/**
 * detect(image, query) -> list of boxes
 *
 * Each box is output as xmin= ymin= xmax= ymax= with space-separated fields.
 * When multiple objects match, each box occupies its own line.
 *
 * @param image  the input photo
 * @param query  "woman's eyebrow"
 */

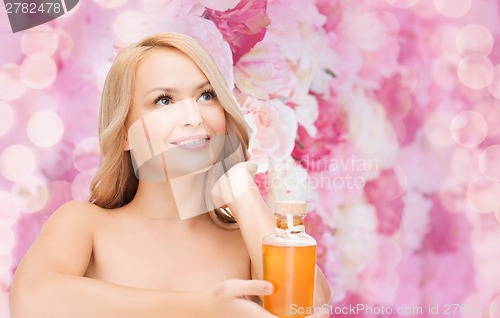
xmin=145 ymin=81 xmax=211 ymax=97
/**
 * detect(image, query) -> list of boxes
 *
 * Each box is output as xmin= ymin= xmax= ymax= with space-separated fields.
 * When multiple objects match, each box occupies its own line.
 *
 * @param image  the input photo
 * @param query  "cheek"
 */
xmin=203 ymin=106 xmax=227 ymax=135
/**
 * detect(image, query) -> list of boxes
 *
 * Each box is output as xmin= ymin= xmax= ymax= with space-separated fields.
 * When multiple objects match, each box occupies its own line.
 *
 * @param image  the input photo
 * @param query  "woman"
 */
xmin=10 ymin=32 xmax=331 ymax=317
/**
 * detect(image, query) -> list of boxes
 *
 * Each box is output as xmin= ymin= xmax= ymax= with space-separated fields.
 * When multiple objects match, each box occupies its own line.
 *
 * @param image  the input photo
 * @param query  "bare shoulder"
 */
xmin=44 ymin=201 xmax=117 ymax=232
xmin=12 ymin=200 xmax=109 ymax=279
xmin=49 ymin=200 xmax=106 ymax=225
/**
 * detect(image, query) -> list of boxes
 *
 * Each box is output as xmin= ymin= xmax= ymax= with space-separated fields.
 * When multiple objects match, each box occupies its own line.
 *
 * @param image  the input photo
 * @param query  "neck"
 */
xmin=127 ymin=171 xmax=209 ymax=220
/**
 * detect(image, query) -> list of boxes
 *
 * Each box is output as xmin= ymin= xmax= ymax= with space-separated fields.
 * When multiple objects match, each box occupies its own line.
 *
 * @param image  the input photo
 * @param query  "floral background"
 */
xmin=1 ymin=0 xmax=500 ymax=317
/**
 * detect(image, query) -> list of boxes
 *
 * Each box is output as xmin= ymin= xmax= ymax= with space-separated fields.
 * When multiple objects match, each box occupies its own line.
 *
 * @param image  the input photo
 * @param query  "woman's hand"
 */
xmin=202 ymin=279 xmax=278 ymax=318
xmin=202 ymin=279 xmax=331 ymax=318
xmin=210 ymin=161 xmax=258 ymax=210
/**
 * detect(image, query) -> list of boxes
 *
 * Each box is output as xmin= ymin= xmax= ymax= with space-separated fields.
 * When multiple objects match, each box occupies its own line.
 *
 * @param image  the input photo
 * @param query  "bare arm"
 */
xmin=9 ymin=201 xmax=277 ymax=318
xmin=219 ymin=162 xmax=332 ymax=304
xmin=9 ymin=201 xmax=203 ymax=318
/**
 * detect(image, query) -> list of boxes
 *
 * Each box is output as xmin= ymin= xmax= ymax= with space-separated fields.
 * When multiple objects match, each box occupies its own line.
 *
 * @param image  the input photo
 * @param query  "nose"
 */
xmin=180 ymin=98 xmax=202 ymax=127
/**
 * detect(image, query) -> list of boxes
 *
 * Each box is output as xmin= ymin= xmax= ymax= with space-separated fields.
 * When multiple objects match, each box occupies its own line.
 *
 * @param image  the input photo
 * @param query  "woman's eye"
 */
xmin=198 ymin=92 xmax=214 ymax=102
xmin=155 ymin=96 xmax=172 ymax=106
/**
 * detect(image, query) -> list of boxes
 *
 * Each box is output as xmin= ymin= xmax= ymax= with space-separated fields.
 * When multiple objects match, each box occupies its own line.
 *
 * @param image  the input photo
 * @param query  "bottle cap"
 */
xmin=274 ymin=200 xmax=307 ymax=216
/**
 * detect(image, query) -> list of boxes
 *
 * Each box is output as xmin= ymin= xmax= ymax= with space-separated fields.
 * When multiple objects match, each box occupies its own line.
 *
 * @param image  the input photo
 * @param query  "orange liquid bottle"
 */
xmin=263 ymin=201 xmax=317 ymax=318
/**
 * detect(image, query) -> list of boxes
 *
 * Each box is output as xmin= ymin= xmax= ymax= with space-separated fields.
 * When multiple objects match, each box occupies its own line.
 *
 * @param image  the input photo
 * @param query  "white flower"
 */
xmin=341 ymin=90 xmax=398 ymax=177
xmin=333 ymin=203 xmax=378 ymax=291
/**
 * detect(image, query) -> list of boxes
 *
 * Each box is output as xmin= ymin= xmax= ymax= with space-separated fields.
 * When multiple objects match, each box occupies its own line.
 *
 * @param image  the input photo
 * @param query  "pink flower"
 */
xmin=327 ymin=39 xmax=364 ymax=94
xmin=423 ymin=196 xmax=472 ymax=254
xmin=240 ymin=96 xmax=297 ymax=170
xmin=326 ymin=3 xmax=400 ymax=92
xmin=234 ymin=41 xmax=299 ymax=100
xmin=203 ymin=0 xmax=271 ymax=64
xmin=397 ymin=143 xmax=449 ymax=194
xmin=422 ymin=249 xmax=475 ymax=306
xmin=292 ymin=94 xmax=348 ymax=171
xmin=314 ymin=0 xmax=342 ymax=32
xmin=364 ymin=169 xmax=405 ymax=235
xmin=253 ymin=172 xmax=269 ymax=201
xmin=400 ymin=191 xmax=432 ymax=252
xmin=358 ymin=237 xmax=401 ymax=305
xmin=393 ymin=252 xmax=424 ymax=310
xmin=184 ymin=17 xmax=236 ymax=90
xmin=265 ymin=0 xmax=337 ymax=100
xmin=199 ymin=0 xmax=240 ymax=11
xmin=305 ymin=211 xmax=333 ymax=265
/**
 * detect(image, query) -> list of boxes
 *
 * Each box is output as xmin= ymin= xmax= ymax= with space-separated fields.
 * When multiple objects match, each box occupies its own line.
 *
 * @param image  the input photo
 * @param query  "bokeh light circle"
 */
xmin=424 ymin=110 xmax=455 ymax=148
xmin=0 ymin=191 xmax=19 ymax=226
xmin=431 ymin=55 xmax=457 ymax=90
xmin=0 ymin=101 xmax=14 ymax=137
xmin=71 ymin=169 xmax=96 ymax=201
xmin=466 ymin=177 xmax=500 ymax=213
xmin=0 ymin=64 xmax=26 ymax=101
xmin=479 ymin=145 xmax=500 ymax=182
xmin=95 ymin=0 xmax=128 ymax=9
xmin=27 ymin=110 xmax=64 ymax=148
xmin=0 ymin=145 xmax=36 ymax=182
xmin=11 ymin=176 xmax=49 ymax=213
xmin=385 ymin=0 xmax=418 ymax=8
xmin=495 ymin=200 xmax=500 ymax=224
xmin=450 ymin=111 xmax=487 ymax=147
xmin=457 ymin=54 xmax=494 ymax=89
xmin=20 ymin=53 xmax=58 ymax=89
xmin=414 ymin=0 xmax=439 ymax=19
xmin=456 ymin=24 xmax=494 ymax=56
xmin=434 ymin=0 xmax=471 ymax=18
xmin=21 ymin=25 xmax=59 ymax=56
xmin=451 ymin=147 xmax=481 ymax=183
xmin=73 ymin=137 xmax=100 ymax=172
xmin=432 ymin=24 xmax=460 ymax=60
xmin=475 ymin=99 xmax=500 ymax=138
xmin=0 ymin=226 xmax=15 ymax=255
xmin=487 ymin=65 xmax=500 ymax=100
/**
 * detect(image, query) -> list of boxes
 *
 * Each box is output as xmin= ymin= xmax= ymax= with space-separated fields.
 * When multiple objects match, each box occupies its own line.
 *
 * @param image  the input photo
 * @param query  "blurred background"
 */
xmin=1 ymin=0 xmax=500 ymax=317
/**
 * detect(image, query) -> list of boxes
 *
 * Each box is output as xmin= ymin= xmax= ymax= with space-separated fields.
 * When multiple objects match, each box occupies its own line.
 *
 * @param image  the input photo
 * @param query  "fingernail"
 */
xmin=263 ymin=284 xmax=273 ymax=294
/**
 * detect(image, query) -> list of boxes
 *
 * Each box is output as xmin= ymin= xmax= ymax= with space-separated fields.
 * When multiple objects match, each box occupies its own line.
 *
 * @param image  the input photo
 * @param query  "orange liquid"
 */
xmin=263 ymin=244 xmax=317 ymax=318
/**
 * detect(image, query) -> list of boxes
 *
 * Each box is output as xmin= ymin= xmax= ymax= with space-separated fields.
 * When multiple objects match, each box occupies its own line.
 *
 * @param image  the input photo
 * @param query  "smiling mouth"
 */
xmin=171 ymin=137 xmax=210 ymax=148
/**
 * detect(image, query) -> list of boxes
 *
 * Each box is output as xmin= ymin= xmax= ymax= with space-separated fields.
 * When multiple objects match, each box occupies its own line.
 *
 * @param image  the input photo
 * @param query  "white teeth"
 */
xmin=176 ymin=138 xmax=208 ymax=146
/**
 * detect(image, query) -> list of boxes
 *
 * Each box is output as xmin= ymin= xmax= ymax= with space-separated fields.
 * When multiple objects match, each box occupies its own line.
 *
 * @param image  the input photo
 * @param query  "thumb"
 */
xmin=213 ymin=279 xmax=273 ymax=299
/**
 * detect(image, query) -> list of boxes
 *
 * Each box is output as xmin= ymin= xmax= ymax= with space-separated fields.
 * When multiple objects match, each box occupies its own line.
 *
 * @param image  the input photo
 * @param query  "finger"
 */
xmin=213 ymin=279 xmax=273 ymax=298
xmin=246 ymin=161 xmax=258 ymax=177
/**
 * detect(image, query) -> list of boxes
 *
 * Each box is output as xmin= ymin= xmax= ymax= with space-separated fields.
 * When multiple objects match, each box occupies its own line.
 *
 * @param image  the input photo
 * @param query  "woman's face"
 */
xmin=125 ymin=48 xmax=227 ymax=181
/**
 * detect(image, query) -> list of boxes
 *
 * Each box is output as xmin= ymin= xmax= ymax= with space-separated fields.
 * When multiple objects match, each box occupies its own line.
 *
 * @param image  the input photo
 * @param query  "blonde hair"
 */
xmin=89 ymin=32 xmax=250 ymax=226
